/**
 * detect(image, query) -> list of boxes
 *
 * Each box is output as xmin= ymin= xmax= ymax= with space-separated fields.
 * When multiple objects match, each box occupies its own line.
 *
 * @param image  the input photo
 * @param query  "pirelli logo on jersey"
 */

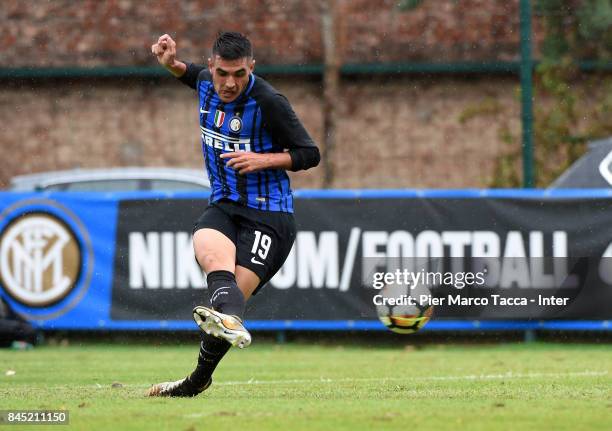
xmin=201 ymin=126 xmax=252 ymax=152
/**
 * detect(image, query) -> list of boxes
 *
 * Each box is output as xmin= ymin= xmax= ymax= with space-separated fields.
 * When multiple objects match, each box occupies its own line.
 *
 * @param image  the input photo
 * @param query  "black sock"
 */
xmin=187 ymin=271 xmax=244 ymax=388
xmin=207 ymin=270 xmax=245 ymax=319
xmin=188 ymin=332 xmax=231 ymax=386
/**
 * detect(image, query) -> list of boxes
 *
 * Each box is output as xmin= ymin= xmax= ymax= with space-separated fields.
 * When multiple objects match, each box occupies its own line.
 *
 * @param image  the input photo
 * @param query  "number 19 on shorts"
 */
xmin=251 ymin=230 xmax=272 ymax=262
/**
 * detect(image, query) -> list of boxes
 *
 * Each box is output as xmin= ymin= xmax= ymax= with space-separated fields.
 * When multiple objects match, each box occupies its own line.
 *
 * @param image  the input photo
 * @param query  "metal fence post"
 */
xmin=520 ymin=0 xmax=535 ymax=188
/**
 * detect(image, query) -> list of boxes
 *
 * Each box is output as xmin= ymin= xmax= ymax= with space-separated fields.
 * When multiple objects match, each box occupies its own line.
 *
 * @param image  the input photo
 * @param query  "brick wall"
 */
xmin=0 ymin=76 xmax=522 ymax=189
xmin=0 ymin=0 xmax=550 ymax=189
xmin=1 ymin=0 xmax=542 ymax=67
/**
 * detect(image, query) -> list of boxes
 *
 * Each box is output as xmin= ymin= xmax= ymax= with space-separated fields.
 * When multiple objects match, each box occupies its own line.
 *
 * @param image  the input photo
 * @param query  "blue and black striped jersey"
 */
xmin=179 ymin=63 xmax=319 ymax=213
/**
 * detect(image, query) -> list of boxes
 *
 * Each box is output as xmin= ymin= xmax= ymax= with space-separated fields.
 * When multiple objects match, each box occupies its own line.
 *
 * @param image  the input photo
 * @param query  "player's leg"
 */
xmin=158 ymin=263 xmax=260 ymax=397
xmin=192 ymin=227 xmax=251 ymax=348
xmin=192 ymin=204 xmax=297 ymax=348
xmin=187 ymin=206 xmax=296 ymax=397
xmin=187 ymin=226 xmax=245 ymax=382
xmin=180 ymin=263 xmax=260 ymax=399
xmin=148 ymin=205 xmax=295 ymax=396
xmin=148 ymin=205 xmax=239 ymax=397
xmin=234 ymin=265 xmax=261 ymax=300
xmin=193 ymin=228 xmax=246 ymax=318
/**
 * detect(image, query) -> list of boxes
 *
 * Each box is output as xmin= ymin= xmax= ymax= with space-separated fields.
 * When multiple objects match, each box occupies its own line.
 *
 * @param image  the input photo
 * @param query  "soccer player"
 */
xmin=147 ymin=32 xmax=320 ymax=397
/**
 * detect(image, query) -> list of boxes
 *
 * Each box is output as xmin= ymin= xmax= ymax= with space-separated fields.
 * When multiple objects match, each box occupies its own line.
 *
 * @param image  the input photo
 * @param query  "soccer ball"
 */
xmin=375 ymin=282 xmax=434 ymax=334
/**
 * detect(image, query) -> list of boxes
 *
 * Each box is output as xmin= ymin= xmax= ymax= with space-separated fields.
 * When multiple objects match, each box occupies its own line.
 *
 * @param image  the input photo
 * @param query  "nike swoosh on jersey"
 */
xmin=200 ymin=108 xmax=210 ymax=114
xmin=251 ymin=257 xmax=265 ymax=266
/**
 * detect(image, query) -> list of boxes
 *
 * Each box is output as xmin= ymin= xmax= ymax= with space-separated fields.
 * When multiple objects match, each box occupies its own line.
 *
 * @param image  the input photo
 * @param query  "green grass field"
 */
xmin=1 ymin=341 xmax=611 ymax=430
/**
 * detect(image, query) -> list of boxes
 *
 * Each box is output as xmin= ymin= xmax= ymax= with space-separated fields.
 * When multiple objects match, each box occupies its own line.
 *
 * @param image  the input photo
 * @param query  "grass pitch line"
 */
xmin=123 ymin=370 xmax=608 ymax=390
xmin=211 ymin=370 xmax=609 ymax=386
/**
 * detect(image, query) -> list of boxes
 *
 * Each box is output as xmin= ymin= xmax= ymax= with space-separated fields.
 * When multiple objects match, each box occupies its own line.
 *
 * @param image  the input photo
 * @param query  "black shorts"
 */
xmin=193 ymin=199 xmax=297 ymax=294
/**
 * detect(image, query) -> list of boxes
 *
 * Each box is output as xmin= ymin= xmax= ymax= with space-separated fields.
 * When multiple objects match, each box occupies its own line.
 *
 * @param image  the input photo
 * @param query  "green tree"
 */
xmin=493 ymin=0 xmax=612 ymax=187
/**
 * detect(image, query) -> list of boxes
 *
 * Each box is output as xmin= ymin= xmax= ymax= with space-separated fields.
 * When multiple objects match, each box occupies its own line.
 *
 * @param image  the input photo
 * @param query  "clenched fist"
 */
xmin=151 ymin=34 xmax=186 ymax=77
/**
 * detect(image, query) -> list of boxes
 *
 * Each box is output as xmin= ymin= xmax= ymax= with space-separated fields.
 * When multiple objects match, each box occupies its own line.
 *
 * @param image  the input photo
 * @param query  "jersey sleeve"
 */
xmin=260 ymin=94 xmax=320 ymax=172
xmin=177 ymin=63 xmax=211 ymax=89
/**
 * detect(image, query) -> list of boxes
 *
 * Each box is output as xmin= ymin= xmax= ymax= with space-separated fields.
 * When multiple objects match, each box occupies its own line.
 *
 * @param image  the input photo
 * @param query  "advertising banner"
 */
xmin=1 ymin=190 xmax=612 ymax=330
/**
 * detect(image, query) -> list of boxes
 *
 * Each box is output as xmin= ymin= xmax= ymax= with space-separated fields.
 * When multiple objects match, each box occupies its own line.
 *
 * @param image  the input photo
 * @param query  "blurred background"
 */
xmin=1 ymin=0 xmax=610 ymax=190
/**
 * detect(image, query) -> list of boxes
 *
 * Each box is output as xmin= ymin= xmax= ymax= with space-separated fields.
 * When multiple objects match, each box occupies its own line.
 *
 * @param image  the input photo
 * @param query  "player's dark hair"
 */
xmin=212 ymin=31 xmax=252 ymax=60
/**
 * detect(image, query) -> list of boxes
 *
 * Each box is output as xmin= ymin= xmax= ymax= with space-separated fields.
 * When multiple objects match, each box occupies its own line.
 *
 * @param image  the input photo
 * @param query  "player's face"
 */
xmin=208 ymin=55 xmax=255 ymax=103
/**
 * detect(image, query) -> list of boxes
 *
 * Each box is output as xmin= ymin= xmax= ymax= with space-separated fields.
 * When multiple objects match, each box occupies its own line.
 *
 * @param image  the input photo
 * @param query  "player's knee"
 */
xmin=196 ymin=250 xmax=218 ymax=270
xmin=195 ymin=249 xmax=231 ymax=272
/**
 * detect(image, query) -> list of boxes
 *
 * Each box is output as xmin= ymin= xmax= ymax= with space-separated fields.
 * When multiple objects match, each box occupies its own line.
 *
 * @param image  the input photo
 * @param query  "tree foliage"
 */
xmin=492 ymin=0 xmax=612 ymax=187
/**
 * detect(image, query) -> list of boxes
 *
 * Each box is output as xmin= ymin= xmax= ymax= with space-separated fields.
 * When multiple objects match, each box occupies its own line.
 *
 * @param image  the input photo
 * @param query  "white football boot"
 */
xmin=193 ymin=306 xmax=252 ymax=349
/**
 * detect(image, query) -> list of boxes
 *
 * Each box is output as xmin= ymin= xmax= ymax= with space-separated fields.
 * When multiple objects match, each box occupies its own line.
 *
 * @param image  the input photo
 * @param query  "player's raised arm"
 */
xmin=151 ymin=34 xmax=187 ymax=77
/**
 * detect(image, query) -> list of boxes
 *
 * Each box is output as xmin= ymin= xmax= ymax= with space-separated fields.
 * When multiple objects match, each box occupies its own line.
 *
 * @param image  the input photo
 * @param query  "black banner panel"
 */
xmin=111 ymin=197 xmax=612 ymax=322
